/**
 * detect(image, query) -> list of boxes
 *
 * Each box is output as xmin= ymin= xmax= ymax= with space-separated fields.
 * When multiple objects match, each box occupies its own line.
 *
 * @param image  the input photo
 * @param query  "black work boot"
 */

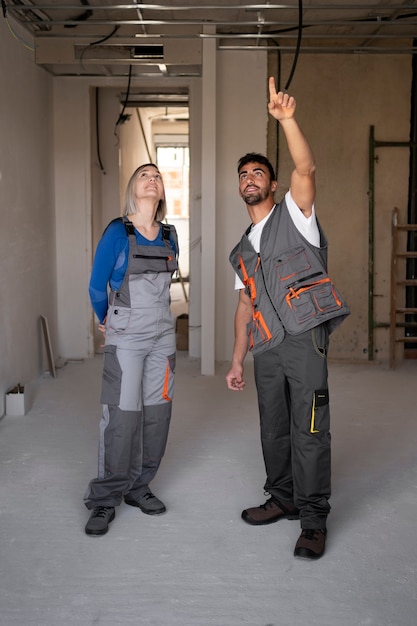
xmin=85 ymin=506 xmax=116 ymax=536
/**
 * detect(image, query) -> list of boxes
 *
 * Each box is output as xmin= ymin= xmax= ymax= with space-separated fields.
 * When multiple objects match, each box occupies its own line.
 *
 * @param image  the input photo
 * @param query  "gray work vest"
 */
xmin=229 ymin=198 xmax=350 ymax=356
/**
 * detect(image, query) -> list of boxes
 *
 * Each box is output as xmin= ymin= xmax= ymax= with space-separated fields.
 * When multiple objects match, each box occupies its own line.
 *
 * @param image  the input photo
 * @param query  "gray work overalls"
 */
xmin=84 ymin=219 xmax=178 ymax=509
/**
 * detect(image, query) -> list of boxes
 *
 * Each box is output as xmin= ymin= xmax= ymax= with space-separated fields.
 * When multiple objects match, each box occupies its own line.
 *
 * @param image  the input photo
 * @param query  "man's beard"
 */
xmin=242 ymin=186 xmax=270 ymax=205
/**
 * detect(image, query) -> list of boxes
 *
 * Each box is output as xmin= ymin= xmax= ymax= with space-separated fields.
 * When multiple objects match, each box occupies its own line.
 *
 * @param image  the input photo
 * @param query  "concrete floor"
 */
xmin=1 ymin=318 xmax=417 ymax=625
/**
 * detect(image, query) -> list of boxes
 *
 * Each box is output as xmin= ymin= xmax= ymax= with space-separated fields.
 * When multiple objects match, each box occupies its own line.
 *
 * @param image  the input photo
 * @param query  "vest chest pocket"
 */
xmin=276 ymin=246 xmax=311 ymax=281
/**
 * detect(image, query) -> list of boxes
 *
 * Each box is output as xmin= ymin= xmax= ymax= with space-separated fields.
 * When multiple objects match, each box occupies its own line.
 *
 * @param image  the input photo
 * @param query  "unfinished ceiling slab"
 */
xmin=5 ymin=1 xmax=417 ymax=77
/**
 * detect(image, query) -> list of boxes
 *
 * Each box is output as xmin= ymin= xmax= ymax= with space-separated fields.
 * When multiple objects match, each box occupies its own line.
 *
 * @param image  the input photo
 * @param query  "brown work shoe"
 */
xmin=241 ymin=497 xmax=299 ymax=526
xmin=294 ymin=528 xmax=327 ymax=559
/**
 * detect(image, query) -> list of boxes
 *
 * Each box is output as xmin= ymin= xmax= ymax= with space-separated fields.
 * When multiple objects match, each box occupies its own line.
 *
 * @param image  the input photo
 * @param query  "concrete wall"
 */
xmin=216 ymin=50 xmax=269 ymax=363
xmin=215 ymin=53 xmax=412 ymax=363
xmin=0 ymin=20 xmax=55 ymax=414
xmin=275 ymin=54 xmax=412 ymax=362
xmin=0 ymin=17 xmax=413 ymax=415
xmin=53 ymin=80 xmax=93 ymax=360
xmin=52 ymin=53 xmax=412 ymax=368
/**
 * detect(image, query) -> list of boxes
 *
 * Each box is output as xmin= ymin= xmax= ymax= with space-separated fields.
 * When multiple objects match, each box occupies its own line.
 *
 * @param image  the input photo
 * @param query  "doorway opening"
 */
xmin=91 ymin=89 xmax=192 ymax=355
xmin=120 ymin=103 xmax=190 ymax=336
xmin=156 ymin=143 xmax=189 ymax=323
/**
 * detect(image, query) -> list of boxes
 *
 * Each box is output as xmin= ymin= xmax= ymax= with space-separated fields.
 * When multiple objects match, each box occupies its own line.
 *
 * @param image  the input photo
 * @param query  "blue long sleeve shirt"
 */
xmin=89 ymin=219 xmax=177 ymax=323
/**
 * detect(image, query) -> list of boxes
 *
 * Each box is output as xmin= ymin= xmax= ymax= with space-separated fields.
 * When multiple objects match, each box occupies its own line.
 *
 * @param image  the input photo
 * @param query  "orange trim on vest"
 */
xmin=239 ymin=255 xmax=272 ymax=344
xmin=285 ymin=277 xmax=342 ymax=309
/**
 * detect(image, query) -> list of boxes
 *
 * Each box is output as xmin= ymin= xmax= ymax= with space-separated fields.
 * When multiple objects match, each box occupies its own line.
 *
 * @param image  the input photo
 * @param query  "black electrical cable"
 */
xmin=1 ymin=0 xmax=7 ymax=19
xmin=80 ymin=25 xmax=119 ymax=67
xmin=114 ymin=64 xmax=133 ymax=135
xmin=64 ymin=0 xmax=92 ymax=29
xmin=267 ymin=38 xmax=282 ymax=179
xmin=284 ymin=0 xmax=303 ymax=92
xmin=95 ymin=88 xmax=106 ymax=175
xmin=276 ymin=43 xmax=282 ymax=178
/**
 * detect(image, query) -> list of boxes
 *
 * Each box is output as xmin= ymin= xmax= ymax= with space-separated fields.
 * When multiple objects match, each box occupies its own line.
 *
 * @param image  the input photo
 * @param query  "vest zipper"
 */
xmin=258 ymin=253 xmax=283 ymax=322
xmin=286 ymin=271 xmax=322 ymax=289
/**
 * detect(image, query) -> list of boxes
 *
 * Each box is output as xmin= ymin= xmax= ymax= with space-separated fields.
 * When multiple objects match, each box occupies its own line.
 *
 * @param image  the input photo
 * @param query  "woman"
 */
xmin=84 ymin=163 xmax=179 ymax=536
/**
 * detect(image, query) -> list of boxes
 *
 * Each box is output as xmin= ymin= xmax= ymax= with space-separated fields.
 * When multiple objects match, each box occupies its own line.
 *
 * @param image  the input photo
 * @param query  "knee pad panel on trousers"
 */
xmin=102 ymin=407 xmax=140 ymax=475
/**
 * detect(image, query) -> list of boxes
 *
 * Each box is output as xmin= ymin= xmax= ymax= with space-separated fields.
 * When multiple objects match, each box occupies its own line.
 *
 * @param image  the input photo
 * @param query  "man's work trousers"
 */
xmin=253 ymin=324 xmax=331 ymax=529
xmin=84 ymin=333 xmax=175 ymax=510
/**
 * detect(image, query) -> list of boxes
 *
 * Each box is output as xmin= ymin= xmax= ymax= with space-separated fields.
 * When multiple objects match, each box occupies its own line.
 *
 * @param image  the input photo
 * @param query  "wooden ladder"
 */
xmin=390 ymin=207 xmax=417 ymax=368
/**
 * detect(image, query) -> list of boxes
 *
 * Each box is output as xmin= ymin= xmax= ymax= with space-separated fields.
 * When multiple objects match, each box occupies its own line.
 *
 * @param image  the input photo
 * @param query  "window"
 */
xmin=156 ymin=145 xmax=189 ymax=219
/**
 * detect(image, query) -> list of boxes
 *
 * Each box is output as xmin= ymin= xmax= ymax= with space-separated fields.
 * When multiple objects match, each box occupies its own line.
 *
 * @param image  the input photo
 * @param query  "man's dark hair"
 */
xmin=237 ymin=153 xmax=276 ymax=182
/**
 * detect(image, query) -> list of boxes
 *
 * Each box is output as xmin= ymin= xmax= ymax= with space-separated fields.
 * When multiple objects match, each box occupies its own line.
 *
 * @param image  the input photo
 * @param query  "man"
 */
xmin=225 ymin=77 xmax=349 ymax=559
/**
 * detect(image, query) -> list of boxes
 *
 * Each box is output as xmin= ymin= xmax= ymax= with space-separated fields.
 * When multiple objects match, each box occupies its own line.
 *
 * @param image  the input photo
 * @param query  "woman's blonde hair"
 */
xmin=122 ymin=163 xmax=167 ymax=221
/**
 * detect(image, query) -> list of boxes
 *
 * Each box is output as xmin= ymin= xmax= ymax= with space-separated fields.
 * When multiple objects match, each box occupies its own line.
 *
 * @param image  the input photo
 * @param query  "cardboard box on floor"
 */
xmin=176 ymin=314 xmax=188 ymax=351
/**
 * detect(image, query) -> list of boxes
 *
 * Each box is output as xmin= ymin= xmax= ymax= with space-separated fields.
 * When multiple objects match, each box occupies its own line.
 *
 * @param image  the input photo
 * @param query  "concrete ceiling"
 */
xmin=5 ymin=1 xmax=417 ymax=78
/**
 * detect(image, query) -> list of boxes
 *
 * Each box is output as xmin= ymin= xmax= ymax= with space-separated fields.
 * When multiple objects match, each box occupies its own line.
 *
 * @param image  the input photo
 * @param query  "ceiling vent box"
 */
xmin=131 ymin=45 xmax=164 ymax=59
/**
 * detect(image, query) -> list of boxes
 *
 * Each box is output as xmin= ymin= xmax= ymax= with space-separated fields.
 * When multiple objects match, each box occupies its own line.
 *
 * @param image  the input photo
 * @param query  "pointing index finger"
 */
xmin=268 ymin=76 xmax=277 ymax=99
